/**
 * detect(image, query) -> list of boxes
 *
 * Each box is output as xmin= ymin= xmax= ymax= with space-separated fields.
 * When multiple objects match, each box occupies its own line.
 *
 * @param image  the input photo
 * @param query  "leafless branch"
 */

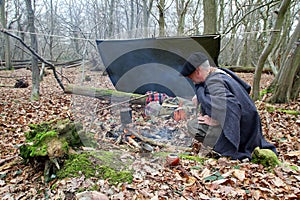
xmin=0 ymin=28 xmax=65 ymax=91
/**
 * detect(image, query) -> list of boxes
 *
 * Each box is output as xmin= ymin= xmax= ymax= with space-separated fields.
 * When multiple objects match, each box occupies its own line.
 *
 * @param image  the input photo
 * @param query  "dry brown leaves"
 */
xmin=0 ymin=68 xmax=299 ymax=199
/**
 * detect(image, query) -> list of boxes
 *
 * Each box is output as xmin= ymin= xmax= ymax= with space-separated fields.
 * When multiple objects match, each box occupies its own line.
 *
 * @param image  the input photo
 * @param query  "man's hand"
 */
xmin=198 ymin=115 xmax=220 ymax=126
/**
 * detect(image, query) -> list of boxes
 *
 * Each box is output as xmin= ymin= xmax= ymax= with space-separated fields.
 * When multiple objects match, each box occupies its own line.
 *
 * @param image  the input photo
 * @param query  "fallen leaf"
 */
xmin=199 ymin=168 xmax=211 ymax=179
xmin=286 ymin=151 xmax=300 ymax=157
xmin=198 ymin=193 xmax=211 ymax=199
xmin=233 ymin=169 xmax=245 ymax=182
xmin=272 ymin=176 xmax=285 ymax=187
xmin=184 ymin=176 xmax=196 ymax=187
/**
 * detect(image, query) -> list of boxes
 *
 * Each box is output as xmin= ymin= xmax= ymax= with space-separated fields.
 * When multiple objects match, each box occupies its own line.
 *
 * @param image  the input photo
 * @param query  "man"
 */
xmin=181 ymin=52 xmax=277 ymax=160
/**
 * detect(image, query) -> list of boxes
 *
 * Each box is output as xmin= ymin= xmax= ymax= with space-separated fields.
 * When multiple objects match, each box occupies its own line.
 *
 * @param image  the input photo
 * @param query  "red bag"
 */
xmin=145 ymin=91 xmax=168 ymax=105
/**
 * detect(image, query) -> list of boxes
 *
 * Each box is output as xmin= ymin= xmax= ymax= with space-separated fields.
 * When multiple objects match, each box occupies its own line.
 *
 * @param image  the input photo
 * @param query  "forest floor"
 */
xmin=0 ymin=66 xmax=299 ymax=200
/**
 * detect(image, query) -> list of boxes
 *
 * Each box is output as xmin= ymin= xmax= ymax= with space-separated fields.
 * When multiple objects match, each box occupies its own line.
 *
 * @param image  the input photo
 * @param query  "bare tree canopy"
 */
xmin=0 ymin=0 xmax=299 ymax=102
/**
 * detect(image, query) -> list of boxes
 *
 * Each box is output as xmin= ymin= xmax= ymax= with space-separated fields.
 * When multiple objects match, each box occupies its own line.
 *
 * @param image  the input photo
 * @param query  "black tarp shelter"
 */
xmin=96 ymin=35 xmax=220 ymax=98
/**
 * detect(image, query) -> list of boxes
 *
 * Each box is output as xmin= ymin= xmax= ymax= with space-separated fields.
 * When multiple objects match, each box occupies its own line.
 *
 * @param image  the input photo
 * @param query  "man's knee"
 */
xmin=187 ymin=119 xmax=208 ymax=142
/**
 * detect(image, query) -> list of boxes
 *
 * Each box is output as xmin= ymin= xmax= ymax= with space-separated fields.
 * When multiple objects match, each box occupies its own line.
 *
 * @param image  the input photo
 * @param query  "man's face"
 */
xmin=187 ymin=67 xmax=205 ymax=84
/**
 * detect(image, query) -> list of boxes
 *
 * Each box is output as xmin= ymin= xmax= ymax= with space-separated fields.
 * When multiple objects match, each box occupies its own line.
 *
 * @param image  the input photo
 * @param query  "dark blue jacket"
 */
xmin=195 ymin=68 xmax=277 ymax=160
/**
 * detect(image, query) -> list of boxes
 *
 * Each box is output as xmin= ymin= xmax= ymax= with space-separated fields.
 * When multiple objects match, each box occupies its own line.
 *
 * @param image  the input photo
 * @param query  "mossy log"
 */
xmin=64 ymin=84 xmax=147 ymax=105
xmin=19 ymin=119 xmax=84 ymax=182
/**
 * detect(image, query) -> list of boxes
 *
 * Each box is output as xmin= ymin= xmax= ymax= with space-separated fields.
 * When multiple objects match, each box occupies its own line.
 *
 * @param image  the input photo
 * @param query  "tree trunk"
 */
xmin=203 ymin=0 xmax=217 ymax=34
xmin=191 ymin=1 xmax=200 ymax=35
xmin=176 ymin=0 xmax=191 ymax=36
xmin=64 ymin=84 xmax=147 ymax=105
xmin=49 ymin=0 xmax=54 ymax=60
xmin=252 ymin=0 xmax=291 ymax=100
xmin=157 ymin=0 xmax=165 ymax=37
xmin=108 ymin=0 xmax=115 ymax=38
xmin=142 ymin=0 xmax=152 ymax=37
xmin=267 ymin=19 xmax=300 ymax=103
xmin=0 ymin=0 xmax=12 ymax=70
xmin=25 ymin=0 xmax=40 ymax=100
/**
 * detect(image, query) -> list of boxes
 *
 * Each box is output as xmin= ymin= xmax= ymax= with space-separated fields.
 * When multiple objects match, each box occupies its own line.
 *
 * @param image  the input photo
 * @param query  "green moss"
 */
xmin=54 ymin=120 xmax=83 ymax=147
xmin=92 ymin=150 xmax=134 ymax=171
xmin=266 ymin=106 xmax=276 ymax=112
xmin=26 ymin=121 xmax=54 ymax=140
xmin=153 ymin=152 xmax=170 ymax=158
xmin=20 ymin=120 xmax=83 ymax=162
xmin=179 ymin=154 xmax=206 ymax=164
xmin=78 ymin=131 xmax=98 ymax=148
xmin=19 ymin=145 xmax=33 ymax=160
xmin=288 ymin=165 xmax=299 ymax=171
xmin=57 ymin=152 xmax=133 ymax=185
xmin=26 ymin=120 xmax=83 ymax=146
xmin=61 ymin=140 xmax=69 ymax=152
xmin=153 ymin=152 xmax=206 ymax=165
xmin=251 ymin=147 xmax=281 ymax=168
xmin=92 ymin=151 xmax=118 ymax=166
xmin=20 ymin=130 xmax=59 ymax=160
xmin=50 ymin=183 xmax=57 ymax=190
xmin=99 ymin=166 xmax=133 ymax=184
xmin=278 ymin=109 xmax=299 ymax=115
xmin=259 ymin=88 xmax=273 ymax=97
xmin=265 ymin=105 xmax=299 ymax=116
xmin=30 ymin=144 xmax=48 ymax=157
xmin=77 ymin=188 xmax=86 ymax=193
xmin=57 ymin=153 xmax=95 ymax=178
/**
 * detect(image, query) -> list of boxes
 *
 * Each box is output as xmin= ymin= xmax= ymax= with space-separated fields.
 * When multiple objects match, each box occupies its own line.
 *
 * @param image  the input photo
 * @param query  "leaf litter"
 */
xmin=0 ymin=67 xmax=299 ymax=199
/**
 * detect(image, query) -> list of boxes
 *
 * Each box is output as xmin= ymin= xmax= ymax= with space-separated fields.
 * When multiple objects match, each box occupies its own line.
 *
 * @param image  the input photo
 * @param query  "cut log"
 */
xmin=225 ymin=66 xmax=273 ymax=74
xmin=64 ymin=84 xmax=147 ymax=105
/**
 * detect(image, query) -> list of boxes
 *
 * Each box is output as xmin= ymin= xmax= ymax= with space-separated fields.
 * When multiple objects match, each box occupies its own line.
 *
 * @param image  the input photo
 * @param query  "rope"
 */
xmin=3 ymin=28 xmax=282 ymax=42
xmin=4 ymin=29 xmax=95 ymax=42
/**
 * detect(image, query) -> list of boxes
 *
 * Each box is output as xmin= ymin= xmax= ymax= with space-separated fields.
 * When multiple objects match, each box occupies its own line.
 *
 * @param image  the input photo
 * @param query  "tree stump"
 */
xmin=20 ymin=119 xmax=83 ymax=182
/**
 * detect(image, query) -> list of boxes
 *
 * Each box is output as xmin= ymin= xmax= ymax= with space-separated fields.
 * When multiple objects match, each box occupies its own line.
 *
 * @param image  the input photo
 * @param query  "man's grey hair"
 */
xmin=198 ymin=60 xmax=210 ymax=70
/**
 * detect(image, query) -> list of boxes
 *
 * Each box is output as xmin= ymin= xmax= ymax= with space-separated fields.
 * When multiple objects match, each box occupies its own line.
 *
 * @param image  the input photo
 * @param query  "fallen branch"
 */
xmin=0 ymin=28 xmax=65 ymax=91
xmin=224 ymin=66 xmax=273 ymax=73
xmin=65 ymin=84 xmax=147 ymax=105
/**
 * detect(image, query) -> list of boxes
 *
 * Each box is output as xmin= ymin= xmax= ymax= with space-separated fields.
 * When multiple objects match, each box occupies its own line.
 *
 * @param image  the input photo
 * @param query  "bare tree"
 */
xmin=253 ymin=0 xmax=291 ymax=100
xmin=156 ymin=0 xmax=165 ymax=36
xmin=10 ymin=0 xmax=25 ymax=60
xmin=191 ymin=0 xmax=201 ymax=35
xmin=175 ymin=0 xmax=191 ymax=36
xmin=267 ymin=18 xmax=300 ymax=103
xmin=108 ymin=0 xmax=115 ymax=38
xmin=25 ymin=0 xmax=40 ymax=100
xmin=1 ymin=0 xmax=299 ymax=105
xmin=203 ymin=0 xmax=217 ymax=34
xmin=0 ymin=0 xmax=12 ymax=69
xmin=142 ymin=0 xmax=154 ymax=37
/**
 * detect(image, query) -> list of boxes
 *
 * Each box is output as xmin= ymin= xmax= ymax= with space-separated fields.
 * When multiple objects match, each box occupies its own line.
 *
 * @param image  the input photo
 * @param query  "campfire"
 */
xmin=71 ymin=92 xmax=196 ymax=153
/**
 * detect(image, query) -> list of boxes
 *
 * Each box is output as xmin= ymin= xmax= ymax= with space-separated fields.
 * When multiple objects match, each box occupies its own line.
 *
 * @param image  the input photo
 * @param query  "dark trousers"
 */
xmin=187 ymin=119 xmax=222 ymax=147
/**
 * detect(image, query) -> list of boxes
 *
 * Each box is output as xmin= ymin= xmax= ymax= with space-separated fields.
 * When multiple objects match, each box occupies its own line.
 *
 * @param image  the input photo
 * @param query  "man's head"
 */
xmin=181 ymin=52 xmax=211 ymax=84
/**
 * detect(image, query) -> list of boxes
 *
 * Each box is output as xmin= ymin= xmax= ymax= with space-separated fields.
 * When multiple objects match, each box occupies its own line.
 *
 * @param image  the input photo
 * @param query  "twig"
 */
xmin=0 ymin=75 xmax=31 ymax=78
xmin=0 ymin=155 xmax=18 ymax=166
xmin=129 ymin=129 xmax=192 ymax=152
xmin=0 ymin=28 xmax=65 ymax=91
xmin=0 ymin=84 xmax=14 ymax=88
xmin=96 ymin=93 xmax=149 ymax=113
